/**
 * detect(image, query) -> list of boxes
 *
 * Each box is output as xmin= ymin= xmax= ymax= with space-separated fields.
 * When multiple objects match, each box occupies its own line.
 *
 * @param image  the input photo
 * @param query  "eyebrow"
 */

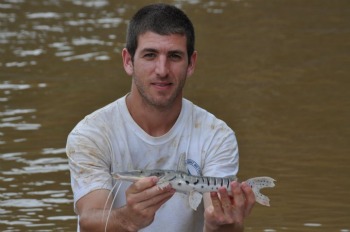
xmin=140 ymin=48 xmax=186 ymax=56
xmin=140 ymin=48 xmax=158 ymax=54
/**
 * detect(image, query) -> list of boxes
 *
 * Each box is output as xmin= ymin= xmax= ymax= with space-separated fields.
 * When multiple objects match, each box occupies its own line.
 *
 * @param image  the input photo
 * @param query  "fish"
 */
xmin=112 ymin=154 xmax=276 ymax=210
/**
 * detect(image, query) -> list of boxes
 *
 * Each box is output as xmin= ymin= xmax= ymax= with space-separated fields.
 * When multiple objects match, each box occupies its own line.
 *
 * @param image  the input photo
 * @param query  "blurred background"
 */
xmin=0 ymin=0 xmax=349 ymax=231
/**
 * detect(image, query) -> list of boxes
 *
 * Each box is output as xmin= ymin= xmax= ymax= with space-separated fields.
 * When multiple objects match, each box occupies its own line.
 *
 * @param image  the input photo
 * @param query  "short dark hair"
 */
xmin=126 ymin=3 xmax=195 ymax=62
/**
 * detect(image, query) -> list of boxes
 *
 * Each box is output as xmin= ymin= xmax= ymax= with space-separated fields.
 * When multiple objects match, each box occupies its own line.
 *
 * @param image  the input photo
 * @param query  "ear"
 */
xmin=122 ymin=48 xmax=133 ymax=76
xmin=186 ymin=51 xmax=197 ymax=77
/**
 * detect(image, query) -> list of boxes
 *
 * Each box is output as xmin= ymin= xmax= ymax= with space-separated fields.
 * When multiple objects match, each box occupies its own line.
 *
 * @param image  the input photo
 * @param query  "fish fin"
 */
xmin=177 ymin=152 xmax=187 ymax=173
xmin=246 ymin=176 xmax=276 ymax=206
xmin=189 ymin=191 xmax=202 ymax=210
xmin=225 ymin=175 xmax=238 ymax=181
xmin=157 ymin=176 xmax=170 ymax=190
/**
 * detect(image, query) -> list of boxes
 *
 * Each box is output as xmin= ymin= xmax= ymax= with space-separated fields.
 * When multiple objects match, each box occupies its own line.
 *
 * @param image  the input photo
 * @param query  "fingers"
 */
xmin=210 ymin=191 xmax=223 ymax=215
xmin=230 ymin=181 xmax=245 ymax=208
xmin=123 ymin=177 xmax=175 ymax=230
xmin=203 ymin=179 xmax=258 ymax=231
xmin=204 ymin=181 xmax=255 ymax=231
xmin=126 ymin=177 xmax=175 ymax=210
xmin=216 ymin=189 xmax=231 ymax=213
xmin=241 ymin=181 xmax=256 ymax=216
xmin=204 ymin=192 xmax=223 ymax=230
xmin=205 ymin=181 xmax=255 ymax=228
xmin=128 ymin=176 xmax=159 ymax=193
xmin=138 ymin=188 xmax=174 ymax=210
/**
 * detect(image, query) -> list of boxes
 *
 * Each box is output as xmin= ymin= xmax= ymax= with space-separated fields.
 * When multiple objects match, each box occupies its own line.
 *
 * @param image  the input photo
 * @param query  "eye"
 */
xmin=143 ymin=53 xmax=157 ymax=59
xmin=169 ymin=53 xmax=182 ymax=61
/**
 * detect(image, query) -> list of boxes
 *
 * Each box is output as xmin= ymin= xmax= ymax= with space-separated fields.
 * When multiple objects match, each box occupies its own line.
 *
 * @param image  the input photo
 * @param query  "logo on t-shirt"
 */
xmin=186 ymin=159 xmax=201 ymax=176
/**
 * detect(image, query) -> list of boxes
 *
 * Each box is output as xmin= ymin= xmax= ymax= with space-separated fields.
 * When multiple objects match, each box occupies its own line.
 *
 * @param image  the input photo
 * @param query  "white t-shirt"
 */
xmin=66 ymin=95 xmax=239 ymax=232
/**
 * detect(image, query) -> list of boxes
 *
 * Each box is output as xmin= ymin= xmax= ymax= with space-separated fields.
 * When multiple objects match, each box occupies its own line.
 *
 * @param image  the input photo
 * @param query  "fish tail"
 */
xmin=245 ymin=176 xmax=276 ymax=206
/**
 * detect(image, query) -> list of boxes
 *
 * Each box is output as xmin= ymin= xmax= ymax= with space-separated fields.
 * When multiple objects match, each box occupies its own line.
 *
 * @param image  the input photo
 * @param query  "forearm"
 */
xmin=79 ymin=207 xmax=137 ymax=232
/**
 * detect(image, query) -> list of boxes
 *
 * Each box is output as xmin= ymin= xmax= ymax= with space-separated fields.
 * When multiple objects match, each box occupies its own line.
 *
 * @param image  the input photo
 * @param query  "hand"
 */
xmin=204 ymin=181 xmax=255 ymax=231
xmin=121 ymin=176 xmax=176 ymax=231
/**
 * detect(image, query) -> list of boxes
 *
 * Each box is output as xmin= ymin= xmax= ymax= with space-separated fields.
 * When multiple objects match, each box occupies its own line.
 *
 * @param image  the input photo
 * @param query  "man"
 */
xmin=66 ymin=3 xmax=255 ymax=232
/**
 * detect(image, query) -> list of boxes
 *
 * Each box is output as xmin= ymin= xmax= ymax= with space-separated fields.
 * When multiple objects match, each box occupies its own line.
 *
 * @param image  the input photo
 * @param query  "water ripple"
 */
xmin=47 ymin=215 xmax=77 ymax=221
xmin=0 ymin=109 xmax=36 ymax=116
xmin=0 ymin=122 xmax=41 ymax=130
xmin=0 ymin=152 xmax=26 ymax=161
xmin=3 ymin=163 xmax=69 ymax=175
xmin=41 ymin=148 xmax=66 ymax=155
xmin=71 ymin=0 xmax=109 ymax=8
xmin=27 ymin=190 xmax=69 ymax=196
xmin=0 ymin=199 xmax=50 ymax=208
xmin=42 ymin=198 xmax=73 ymax=204
xmin=13 ymin=48 xmax=44 ymax=57
xmin=27 ymin=157 xmax=67 ymax=165
xmin=3 ymin=164 xmax=69 ymax=175
xmin=26 ymin=180 xmax=55 ymax=187
xmin=26 ymin=12 xmax=61 ymax=19
xmin=0 ymin=83 xmax=31 ymax=90
xmin=62 ymin=51 xmax=110 ymax=62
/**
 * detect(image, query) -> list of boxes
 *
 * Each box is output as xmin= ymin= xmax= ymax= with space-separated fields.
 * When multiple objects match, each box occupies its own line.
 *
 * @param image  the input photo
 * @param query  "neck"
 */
xmin=126 ymin=93 xmax=182 ymax=137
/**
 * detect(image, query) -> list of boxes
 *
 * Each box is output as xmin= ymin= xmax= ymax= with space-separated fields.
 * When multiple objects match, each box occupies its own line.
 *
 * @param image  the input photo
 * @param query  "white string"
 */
xmin=104 ymin=181 xmax=123 ymax=232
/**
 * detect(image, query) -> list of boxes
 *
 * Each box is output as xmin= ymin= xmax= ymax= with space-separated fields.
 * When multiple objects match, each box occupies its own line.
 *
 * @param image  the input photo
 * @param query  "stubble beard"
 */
xmin=133 ymin=75 xmax=186 ymax=111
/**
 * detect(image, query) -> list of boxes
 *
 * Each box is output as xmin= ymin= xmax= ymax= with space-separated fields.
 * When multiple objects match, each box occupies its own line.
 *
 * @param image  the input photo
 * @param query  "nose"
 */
xmin=155 ymin=55 xmax=169 ymax=77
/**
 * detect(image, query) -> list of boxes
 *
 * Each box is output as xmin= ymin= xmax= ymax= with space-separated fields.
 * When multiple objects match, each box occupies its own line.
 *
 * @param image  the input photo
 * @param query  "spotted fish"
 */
xmin=112 ymin=154 xmax=275 ymax=210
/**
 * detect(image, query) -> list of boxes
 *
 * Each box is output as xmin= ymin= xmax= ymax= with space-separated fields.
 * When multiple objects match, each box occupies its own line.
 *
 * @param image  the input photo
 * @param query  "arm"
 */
xmin=77 ymin=177 xmax=175 ymax=232
xmin=203 ymin=181 xmax=256 ymax=232
xmin=199 ymin=119 xmax=255 ymax=231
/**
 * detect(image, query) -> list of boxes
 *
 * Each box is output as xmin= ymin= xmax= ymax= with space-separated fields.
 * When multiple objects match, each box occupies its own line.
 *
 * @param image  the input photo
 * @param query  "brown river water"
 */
xmin=1 ymin=0 xmax=349 ymax=231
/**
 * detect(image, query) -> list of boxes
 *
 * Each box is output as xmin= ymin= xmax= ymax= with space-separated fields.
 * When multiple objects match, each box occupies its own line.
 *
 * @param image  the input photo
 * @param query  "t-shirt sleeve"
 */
xmin=201 ymin=123 xmax=239 ymax=178
xmin=66 ymin=119 xmax=113 ymax=212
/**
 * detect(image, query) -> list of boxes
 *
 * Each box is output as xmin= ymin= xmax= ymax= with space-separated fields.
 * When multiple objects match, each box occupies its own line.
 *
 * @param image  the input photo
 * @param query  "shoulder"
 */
xmin=85 ymin=97 xmax=124 ymax=122
xmin=183 ymin=98 xmax=234 ymax=134
xmin=79 ymin=97 xmax=126 ymax=126
xmin=68 ymin=96 xmax=126 ymax=138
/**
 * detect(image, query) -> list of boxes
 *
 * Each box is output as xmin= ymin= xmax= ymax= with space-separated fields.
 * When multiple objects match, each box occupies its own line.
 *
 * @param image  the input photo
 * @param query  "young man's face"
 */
xmin=123 ymin=31 xmax=196 ymax=109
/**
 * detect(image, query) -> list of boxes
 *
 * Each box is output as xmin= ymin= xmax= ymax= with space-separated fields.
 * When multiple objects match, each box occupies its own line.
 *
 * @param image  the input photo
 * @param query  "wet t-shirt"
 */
xmin=66 ymin=95 xmax=239 ymax=232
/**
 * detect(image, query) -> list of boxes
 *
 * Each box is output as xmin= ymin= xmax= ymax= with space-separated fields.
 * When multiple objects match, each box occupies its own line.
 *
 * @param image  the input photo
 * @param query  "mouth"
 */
xmin=151 ymin=82 xmax=173 ymax=89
